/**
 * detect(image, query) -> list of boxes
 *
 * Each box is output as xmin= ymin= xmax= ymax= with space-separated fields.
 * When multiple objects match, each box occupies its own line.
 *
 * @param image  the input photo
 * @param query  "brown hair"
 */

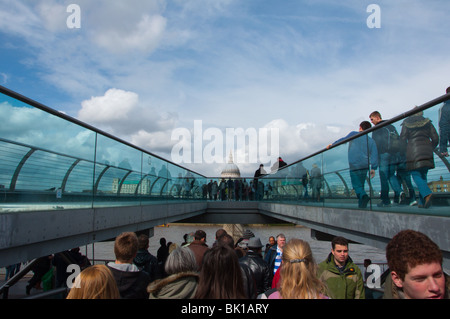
xmin=137 ymin=234 xmax=149 ymax=250
xmin=194 ymin=245 xmax=246 ymax=299
xmin=66 ymin=265 xmax=120 ymax=299
xmin=386 ymin=230 xmax=442 ymax=280
xmin=114 ymin=232 xmax=138 ymax=262
xmin=331 ymin=236 xmax=349 ymax=249
xmin=369 ymin=111 xmax=382 ymax=119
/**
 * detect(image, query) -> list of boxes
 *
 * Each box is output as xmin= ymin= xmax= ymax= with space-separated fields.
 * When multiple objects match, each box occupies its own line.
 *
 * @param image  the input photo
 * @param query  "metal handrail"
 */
xmin=0 ymin=85 xmax=206 ymax=178
xmin=0 ymin=259 xmax=37 ymax=299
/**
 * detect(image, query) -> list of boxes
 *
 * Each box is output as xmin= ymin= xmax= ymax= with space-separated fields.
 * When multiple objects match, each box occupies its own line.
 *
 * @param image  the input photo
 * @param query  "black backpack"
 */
xmin=385 ymin=125 xmax=401 ymax=154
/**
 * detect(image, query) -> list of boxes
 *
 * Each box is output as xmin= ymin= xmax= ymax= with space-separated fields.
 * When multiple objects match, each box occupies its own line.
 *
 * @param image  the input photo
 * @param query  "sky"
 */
xmin=1 ymin=0 xmax=450 ymax=177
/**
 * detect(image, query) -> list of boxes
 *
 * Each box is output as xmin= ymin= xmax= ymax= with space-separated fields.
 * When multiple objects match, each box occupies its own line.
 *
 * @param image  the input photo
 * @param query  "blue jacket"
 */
xmin=439 ymin=101 xmax=450 ymax=129
xmin=333 ymin=131 xmax=378 ymax=171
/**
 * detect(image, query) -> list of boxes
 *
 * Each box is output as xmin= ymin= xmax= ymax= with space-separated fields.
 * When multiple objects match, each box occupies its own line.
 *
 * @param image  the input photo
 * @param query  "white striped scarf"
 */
xmin=273 ymin=246 xmax=282 ymax=274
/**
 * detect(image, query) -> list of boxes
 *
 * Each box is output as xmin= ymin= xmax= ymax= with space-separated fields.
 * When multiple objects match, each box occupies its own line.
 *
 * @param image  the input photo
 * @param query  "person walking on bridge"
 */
xmin=327 ymin=121 xmax=378 ymax=208
xmin=400 ymin=108 xmax=439 ymax=208
xmin=369 ymin=111 xmax=403 ymax=206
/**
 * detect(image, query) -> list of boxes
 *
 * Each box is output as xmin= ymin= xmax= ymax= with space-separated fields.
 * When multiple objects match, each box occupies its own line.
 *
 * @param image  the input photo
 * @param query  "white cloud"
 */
xmin=78 ymin=89 xmax=178 ymax=155
xmin=79 ymin=88 xmax=139 ymax=122
xmin=93 ymin=14 xmax=167 ymax=54
xmin=36 ymin=1 xmax=67 ymax=32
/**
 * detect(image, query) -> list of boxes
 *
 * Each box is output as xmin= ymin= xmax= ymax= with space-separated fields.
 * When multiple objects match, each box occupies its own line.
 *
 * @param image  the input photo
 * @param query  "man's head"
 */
xmin=217 ymin=233 xmax=234 ymax=249
xmin=215 ymin=228 xmax=227 ymax=240
xmin=386 ymin=230 xmax=446 ymax=299
xmin=114 ymin=232 xmax=138 ymax=263
xmin=369 ymin=111 xmax=382 ymax=125
xmin=194 ymin=230 xmax=207 ymax=242
xmin=446 ymin=86 xmax=450 ymax=94
xmin=137 ymin=234 xmax=149 ymax=250
xmin=331 ymin=236 xmax=349 ymax=267
xmin=276 ymin=233 xmax=286 ymax=249
xmin=268 ymin=236 xmax=276 ymax=246
xmin=359 ymin=121 xmax=372 ymax=132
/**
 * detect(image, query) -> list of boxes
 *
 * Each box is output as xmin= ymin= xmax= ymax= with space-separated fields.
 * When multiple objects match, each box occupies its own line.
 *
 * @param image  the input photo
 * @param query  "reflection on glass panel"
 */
xmin=96 ymin=167 xmax=132 ymax=196
xmin=1 ymin=88 xmax=210 ymax=212
xmin=15 ymin=151 xmax=73 ymax=191
xmin=0 ymin=93 xmax=96 ymax=161
xmin=94 ymin=134 xmax=143 ymax=206
xmin=64 ymin=160 xmax=95 ymax=193
xmin=0 ymin=141 xmax=31 ymax=190
xmin=148 ymin=157 xmax=168 ymax=197
xmin=167 ymin=163 xmax=184 ymax=198
xmin=120 ymin=172 xmax=143 ymax=196
xmin=95 ymin=134 xmax=142 ymax=171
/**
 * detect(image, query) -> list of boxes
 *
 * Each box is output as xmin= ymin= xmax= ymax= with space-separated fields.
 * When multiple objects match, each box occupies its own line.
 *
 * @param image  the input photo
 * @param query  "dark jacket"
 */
xmin=372 ymin=121 xmax=398 ymax=155
xmin=400 ymin=114 xmax=439 ymax=170
xmin=239 ymin=251 xmax=271 ymax=295
xmin=240 ymin=262 xmax=257 ymax=299
xmin=133 ymin=249 xmax=158 ymax=282
xmin=107 ymin=263 xmax=151 ymax=299
xmin=264 ymin=245 xmax=278 ymax=281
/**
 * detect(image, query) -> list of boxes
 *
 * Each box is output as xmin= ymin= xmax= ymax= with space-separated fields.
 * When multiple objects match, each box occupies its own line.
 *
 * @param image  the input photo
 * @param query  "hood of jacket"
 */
xmin=134 ymin=249 xmax=155 ymax=266
xmin=402 ymin=114 xmax=431 ymax=129
xmin=147 ymin=272 xmax=199 ymax=299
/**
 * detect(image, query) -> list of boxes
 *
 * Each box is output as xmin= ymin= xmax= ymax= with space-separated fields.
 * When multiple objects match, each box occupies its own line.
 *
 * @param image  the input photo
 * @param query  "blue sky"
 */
xmin=1 ymin=0 xmax=449 ymax=176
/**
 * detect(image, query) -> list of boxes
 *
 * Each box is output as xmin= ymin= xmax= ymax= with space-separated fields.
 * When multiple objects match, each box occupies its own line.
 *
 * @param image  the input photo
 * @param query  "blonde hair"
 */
xmin=66 ymin=265 xmax=120 ymax=299
xmin=279 ymin=239 xmax=327 ymax=299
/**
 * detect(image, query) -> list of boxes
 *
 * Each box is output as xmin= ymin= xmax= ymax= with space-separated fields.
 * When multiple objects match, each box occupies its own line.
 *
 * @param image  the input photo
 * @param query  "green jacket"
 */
xmin=318 ymin=253 xmax=365 ymax=299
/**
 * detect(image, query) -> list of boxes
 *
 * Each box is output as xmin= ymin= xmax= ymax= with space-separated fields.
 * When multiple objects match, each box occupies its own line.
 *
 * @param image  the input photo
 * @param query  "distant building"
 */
xmin=112 ymin=178 xmax=151 ymax=194
xmin=428 ymin=176 xmax=450 ymax=193
xmin=221 ymin=151 xmax=241 ymax=178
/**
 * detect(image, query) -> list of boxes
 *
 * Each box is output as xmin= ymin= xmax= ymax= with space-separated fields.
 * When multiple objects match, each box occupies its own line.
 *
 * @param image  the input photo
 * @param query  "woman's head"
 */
xmin=279 ymin=238 xmax=326 ymax=299
xmin=66 ymin=264 xmax=120 ymax=299
xmin=164 ymin=246 xmax=198 ymax=275
xmin=194 ymin=245 xmax=245 ymax=299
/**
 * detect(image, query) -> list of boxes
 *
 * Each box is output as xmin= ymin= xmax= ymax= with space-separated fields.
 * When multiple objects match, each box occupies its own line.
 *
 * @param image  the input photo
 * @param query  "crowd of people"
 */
xmin=328 ymin=88 xmax=450 ymax=209
xmin=199 ymin=156 xmax=316 ymax=202
xmin=63 ymin=228 xmax=448 ymax=299
xmin=199 ymin=87 xmax=450 ymax=207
